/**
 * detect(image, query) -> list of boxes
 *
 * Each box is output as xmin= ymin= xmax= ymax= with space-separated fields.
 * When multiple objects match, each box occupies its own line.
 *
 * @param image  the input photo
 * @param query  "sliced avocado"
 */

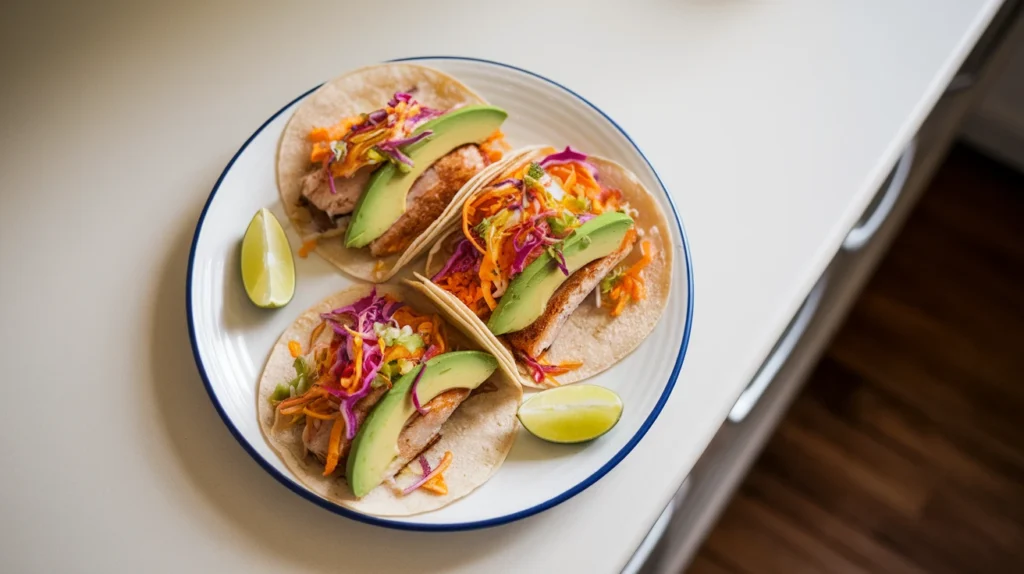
xmin=346 ymin=350 xmax=499 ymax=497
xmin=345 ymin=105 xmax=508 ymax=248
xmin=487 ymin=211 xmax=634 ymax=335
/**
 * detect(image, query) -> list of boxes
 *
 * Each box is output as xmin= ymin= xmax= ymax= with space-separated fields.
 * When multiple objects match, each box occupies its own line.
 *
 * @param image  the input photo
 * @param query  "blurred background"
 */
xmin=638 ymin=3 xmax=1024 ymax=573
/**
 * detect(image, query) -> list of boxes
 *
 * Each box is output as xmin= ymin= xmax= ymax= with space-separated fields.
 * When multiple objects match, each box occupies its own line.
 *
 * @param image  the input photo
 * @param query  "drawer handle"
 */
xmin=843 ymin=139 xmax=917 ymax=251
xmin=728 ymin=274 xmax=828 ymax=423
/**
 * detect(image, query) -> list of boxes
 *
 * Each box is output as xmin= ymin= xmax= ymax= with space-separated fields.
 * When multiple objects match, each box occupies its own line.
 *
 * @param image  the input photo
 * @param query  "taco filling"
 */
xmin=266 ymin=288 xmax=499 ymax=498
xmin=430 ymin=147 xmax=658 ymax=386
xmin=297 ymin=91 xmax=509 ymax=258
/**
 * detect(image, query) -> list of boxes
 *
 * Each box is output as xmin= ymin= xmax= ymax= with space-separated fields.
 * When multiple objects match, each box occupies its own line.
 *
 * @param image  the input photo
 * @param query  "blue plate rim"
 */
xmin=186 ymin=55 xmax=695 ymax=532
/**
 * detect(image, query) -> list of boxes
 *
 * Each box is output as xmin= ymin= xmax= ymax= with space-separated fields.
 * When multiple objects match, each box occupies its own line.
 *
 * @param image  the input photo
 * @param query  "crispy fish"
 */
xmin=505 ymin=232 xmax=638 ymax=358
xmin=369 ymin=145 xmax=487 ymax=257
xmin=394 ymin=388 xmax=470 ymax=467
xmin=300 ymin=166 xmax=370 ymax=231
xmin=300 ymin=145 xmax=487 ymax=246
xmin=304 ymin=387 xmax=470 ymax=472
xmin=303 ymin=385 xmax=389 ymax=463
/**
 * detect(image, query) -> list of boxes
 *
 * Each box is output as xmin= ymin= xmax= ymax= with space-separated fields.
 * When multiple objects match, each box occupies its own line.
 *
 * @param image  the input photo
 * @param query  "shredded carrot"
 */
xmin=323 ymin=415 xmax=345 ymax=476
xmin=462 ymin=200 xmax=487 ymax=255
xmin=298 ymin=239 xmax=318 ymax=259
xmin=620 ymin=228 xmax=638 ymax=251
xmin=479 ymin=130 xmax=510 ymax=163
xmin=288 ymin=340 xmax=302 ymax=358
xmin=421 ymin=473 xmax=448 ymax=495
xmin=302 ymin=407 xmax=336 ymax=421
xmin=276 ymin=387 xmax=326 ymax=412
xmin=306 ymin=101 xmax=421 ymax=177
xmin=611 ymin=296 xmax=630 ymax=317
xmin=383 ymin=345 xmax=412 ymax=365
xmin=604 ymin=238 xmax=656 ymax=317
xmin=563 ymin=166 xmax=578 ymax=196
xmin=418 ymin=451 xmax=453 ymax=495
xmin=393 ymin=307 xmax=432 ymax=331
xmin=626 ymin=238 xmax=655 ymax=277
xmin=480 ymin=281 xmax=497 ymax=310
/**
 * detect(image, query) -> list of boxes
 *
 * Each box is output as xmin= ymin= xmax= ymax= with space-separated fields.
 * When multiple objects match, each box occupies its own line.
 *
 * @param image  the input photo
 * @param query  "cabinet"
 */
xmin=630 ymin=5 xmax=1024 ymax=573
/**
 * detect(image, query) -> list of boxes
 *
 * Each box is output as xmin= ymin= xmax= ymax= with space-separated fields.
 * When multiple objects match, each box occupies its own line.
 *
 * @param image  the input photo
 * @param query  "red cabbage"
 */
xmin=318 ymin=288 xmax=402 ymax=439
xmin=326 ymin=163 xmax=337 ymax=195
xmin=422 ymin=345 xmax=441 ymax=362
xmin=406 ymin=107 xmax=445 ymax=129
xmin=492 ymin=178 xmax=523 ymax=190
xmin=540 ymin=146 xmax=599 ymax=179
xmin=432 ymin=239 xmax=482 ymax=282
xmin=388 ymin=92 xmax=413 ymax=107
xmin=410 ymin=364 xmax=429 ymax=415
xmin=350 ymin=109 xmax=389 ymax=135
xmin=510 ymin=230 xmax=544 ymax=276
xmin=376 ymin=146 xmax=413 ymax=168
xmin=518 ymin=352 xmax=568 ymax=384
xmin=375 ymin=130 xmax=433 ymax=168
xmin=550 ymin=245 xmax=568 ymax=276
xmin=382 ymin=130 xmax=433 ymax=149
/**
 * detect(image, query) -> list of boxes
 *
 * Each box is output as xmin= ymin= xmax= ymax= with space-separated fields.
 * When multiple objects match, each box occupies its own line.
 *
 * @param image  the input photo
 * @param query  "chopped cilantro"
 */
xmin=600 ymin=267 xmax=626 ymax=294
xmin=474 ymin=215 xmax=494 ymax=237
xmin=547 ymin=212 xmax=578 ymax=237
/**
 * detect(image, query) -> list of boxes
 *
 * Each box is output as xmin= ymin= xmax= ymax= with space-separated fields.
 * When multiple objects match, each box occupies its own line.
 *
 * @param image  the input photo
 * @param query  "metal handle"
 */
xmin=843 ymin=139 xmax=916 ymax=251
xmin=728 ymin=274 xmax=828 ymax=423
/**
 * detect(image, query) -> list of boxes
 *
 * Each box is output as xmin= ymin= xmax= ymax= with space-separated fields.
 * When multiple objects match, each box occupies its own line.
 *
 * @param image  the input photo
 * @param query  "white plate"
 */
xmin=187 ymin=57 xmax=693 ymax=530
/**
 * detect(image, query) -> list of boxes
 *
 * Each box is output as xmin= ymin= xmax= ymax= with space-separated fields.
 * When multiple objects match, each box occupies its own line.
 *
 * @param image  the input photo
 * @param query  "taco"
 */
xmin=257 ymin=284 xmax=521 ymax=516
xmin=415 ymin=146 xmax=673 ymax=388
xmin=277 ymin=63 xmax=515 ymax=282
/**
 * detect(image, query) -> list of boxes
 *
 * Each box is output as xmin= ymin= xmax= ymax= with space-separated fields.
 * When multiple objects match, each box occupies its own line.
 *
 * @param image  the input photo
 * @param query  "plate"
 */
xmin=187 ymin=57 xmax=694 ymax=530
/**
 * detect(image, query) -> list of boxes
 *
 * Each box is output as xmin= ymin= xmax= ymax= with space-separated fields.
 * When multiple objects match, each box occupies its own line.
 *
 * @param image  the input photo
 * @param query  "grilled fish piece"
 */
xmin=394 ymin=388 xmax=471 ymax=466
xmin=303 ymin=385 xmax=388 ymax=463
xmin=300 ymin=166 xmax=370 ymax=227
xmin=299 ymin=145 xmax=487 ymax=247
xmin=505 ymin=231 xmax=638 ymax=358
xmin=369 ymin=145 xmax=487 ymax=257
xmin=303 ymin=387 xmax=470 ymax=473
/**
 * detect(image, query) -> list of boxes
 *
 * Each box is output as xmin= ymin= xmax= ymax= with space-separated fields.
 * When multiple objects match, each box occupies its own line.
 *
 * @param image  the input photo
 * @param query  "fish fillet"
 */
xmin=505 ymin=232 xmax=638 ymax=358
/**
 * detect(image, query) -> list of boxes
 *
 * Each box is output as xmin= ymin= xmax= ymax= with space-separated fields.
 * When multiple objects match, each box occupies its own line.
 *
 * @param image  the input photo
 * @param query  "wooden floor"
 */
xmin=687 ymin=144 xmax=1024 ymax=574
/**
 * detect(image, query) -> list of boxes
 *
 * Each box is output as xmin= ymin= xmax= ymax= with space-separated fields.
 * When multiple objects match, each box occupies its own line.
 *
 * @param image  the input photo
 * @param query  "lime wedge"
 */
xmin=517 ymin=384 xmax=623 ymax=443
xmin=240 ymin=208 xmax=295 ymax=308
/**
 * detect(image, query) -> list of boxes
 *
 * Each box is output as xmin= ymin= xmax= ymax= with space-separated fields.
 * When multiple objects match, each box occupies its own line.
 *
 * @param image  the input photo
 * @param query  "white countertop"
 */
xmin=0 ymin=1 xmax=1002 ymax=572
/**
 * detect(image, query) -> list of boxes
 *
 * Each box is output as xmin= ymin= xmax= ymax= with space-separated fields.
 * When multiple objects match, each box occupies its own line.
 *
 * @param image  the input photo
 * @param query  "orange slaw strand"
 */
xmin=626 ymin=238 xmax=656 ymax=277
xmin=323 ymin=415 xmax=345 ymax=476
xmin=302 ymin=407 xmax=336 ymax=421
xmin=298 ymin=239 xmax=318 ymax=258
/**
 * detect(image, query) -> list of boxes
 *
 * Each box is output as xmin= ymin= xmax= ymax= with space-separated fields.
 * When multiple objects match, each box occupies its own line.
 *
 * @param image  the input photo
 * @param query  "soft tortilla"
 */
xmin=256 ymin=284 xmax=522 ymax=516
xmin=417 ymin=149 xmax=674 ymax=388
xmin=277 ymin=63 xmax=497 ymax=282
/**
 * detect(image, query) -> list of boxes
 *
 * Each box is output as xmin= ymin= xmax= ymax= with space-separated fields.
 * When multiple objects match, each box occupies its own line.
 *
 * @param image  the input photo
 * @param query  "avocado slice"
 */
xmin=345 ymin=105 xmax=508 ymax=248
xmin=487 ymin=211 xmax=634 ymax=335
xmin=346 ymin=350 xmax=499 ymax=497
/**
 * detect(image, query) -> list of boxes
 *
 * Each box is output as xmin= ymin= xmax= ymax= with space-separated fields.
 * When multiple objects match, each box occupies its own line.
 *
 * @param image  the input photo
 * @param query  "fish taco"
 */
xmin=277 ymin=63 xmax=517 ymax=282
xmin=257 ymin=284 xmax=521 ymax=516
xmin=416 ymin=146 xmax=673 ymax=388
